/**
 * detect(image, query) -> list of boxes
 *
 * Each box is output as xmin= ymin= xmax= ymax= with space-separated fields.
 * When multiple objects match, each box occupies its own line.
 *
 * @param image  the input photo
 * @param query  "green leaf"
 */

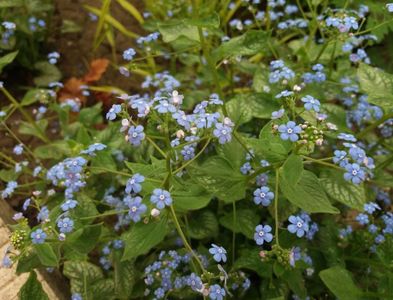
xmin=72 ymin=193 xmax=99 ymax=224
xmin=16 ymin=251 xmax=41 ymax=274
xmin=282 ymin=270 xmax=307 ymax=299
xmin=358 ymin=63 xmax=393 ymax=111
xmin=320 ymin=170 xmax=366 ymax=210
xmin=90 ymin=151 xmax=117 ymax=174
xmin=0 ymin=168 xmax=17 ymax=182
xmin=184 ymin=13 xmax=220 ymax=28
xmin=66 ymin=223 xmax=102 ymax=254
xmin=212 ymin=30 xmax=269 ymax=62
xmin=188 ymin=210 xmax=218 ymax=239
xmin=226 ymin=93 xmax=279 ymax=125
xmin=76 ymin=126 xmax=92 ymax=145
xmin=34 ymin=243 xmax=59 ymax=267
xmin=122 ymin=216 xmax=168 ymax=261
xmin=21 ymin=89 xmax=51 ymax=106
xmin=34 ymin=141 xmax=71 ymax=160
xmin=78 ymin=103 xmax=103 ymax=127
xmin=281 ymin=154 xmax=303 ymax=186
xmin=246 ymin=120 xmax=291 ymax=163
xmin=33 ymin=61 xmax=61 ymax=86
xmin=91 ymin=279 xmax=115 ymax=300
xmin=0 ymin=0 xmax=23 ymax=8
xmin=19 ymin=119 xmax=48 ymax=141
xmin=113 ymin=251 xmax=136 ymax=299
xmin=158 ymin=20 xmax=199 ymax=43
xmin=252 ymin=67 xmax=270 ymax=93
xmin=233 ymin=249 xmax=269 ymax=277
xmin=124 ymin=159 xmax=166 ymax=177
xmin=61 ymin=19 xmax=82 ymax=33
xmin=18 ymin=271 xmax=49 ymax=300
xmin=319 ymin=266 xmax=361 ymax=300
xmin=0 ymin=51 xmax=18 ymax=73
xmin=189 ymin=156 xmax=246 ymax=203
xmin=172 ymin=179 xmax=212 ymax=211
xmin=219 ymin=208 xmax=260 ymax=239
xmin=216 ymin=138 xmax=246 ymax=170
xmin=280 ymin=170 xmax=339 ymax=214
xmin=63 ymin=261 xmax=104 ymax=296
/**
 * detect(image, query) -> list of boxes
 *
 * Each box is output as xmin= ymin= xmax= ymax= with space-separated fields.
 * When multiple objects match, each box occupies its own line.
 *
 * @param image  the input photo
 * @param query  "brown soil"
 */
xmin=51 ymin=0 xmax=145 ymax=92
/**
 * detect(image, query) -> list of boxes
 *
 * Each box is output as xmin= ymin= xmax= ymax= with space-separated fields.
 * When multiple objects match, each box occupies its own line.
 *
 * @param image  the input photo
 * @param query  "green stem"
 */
xmin=173 ymin=138 xmax=211 ymax=174
xmin=302 ymin=156 xmax=342 ymax=170
xmin=1 ymin=87 xmax=49 ymax=143
xmin=80 ymin=209 xmax=130 ymax=220
xmin=232 ymin=201 xmax=236 ymax=265
xmin=274 ymin=168 xmax=280 ymax=246
xmin=169 ymin=205 xmax=206 ymax=273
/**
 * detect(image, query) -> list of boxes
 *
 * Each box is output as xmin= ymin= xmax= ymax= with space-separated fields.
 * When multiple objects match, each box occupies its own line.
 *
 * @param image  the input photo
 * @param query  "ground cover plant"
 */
xmin=1 ymin=0 xmax=393 ymax=299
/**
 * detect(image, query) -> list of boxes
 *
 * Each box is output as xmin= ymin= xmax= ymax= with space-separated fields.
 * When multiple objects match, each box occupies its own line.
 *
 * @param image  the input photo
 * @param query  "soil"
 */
xmin=52 ymin=0 xmax=145 ymax=92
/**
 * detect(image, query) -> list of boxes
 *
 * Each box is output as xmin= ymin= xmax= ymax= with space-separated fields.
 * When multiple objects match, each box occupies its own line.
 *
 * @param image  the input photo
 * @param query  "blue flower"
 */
xmin=13 ymin=144 xmax=23 ymax=155
xmin=125 ymin=173 xmax=145 ymax=194
xmin=150 ymin=188 xmax=172 ymax=209
xmin=254 ymin=224 xmax=273 ymax=245
xmin=344 ymin=163 xmax=365 ymax=184
xmin=154 ymin=287 xmax=165 ymax=299
xmin=356 ymin=213 xmax=369 ymax=225
xmin=106 ymin=104 xmax=122 ymax=120
xmin=275 ymin=90 xmax=293 ymax=98
xmin=333 ymin=150 xmax=348 ymax=167
xmin=113 ymin=239 xmax=124 ymax=249
xmin=125 ymin=196 xmax=147 ymax=222
xmin=209 ymin=244 xmax=227 ymax=263
xmin=306 ymin=222 xmax=319 ymax=240
xmin=368 ymin=224 xmax=378 ymax=234
xmin=48 ymin=52 xmax=60 ymax=64
xmin=271 ymin=108 xmax=285 ymax=119
xmin=209 ymin=284 xmax=226 ymax=300
xmin=71 ymin=293 xmax=82 ymax=300
xmin=240 ymin=162 xmax=252 ymax=175
xmin=364 ymin=202 xmax=380 ymax=214
xmin=278 ymin=121 xmax=302 ymax=142
xmin=127 ymin=125 xmax=145 ymax=146
xmin=123 ymin=48 xmax=136 ymax=61
xmin=61 ymin=199 xmax=78 ymax=211
xmin=31 ymin=229 xmax=47 ymax=244
xmin=154 ymin=100 xmax=176 ymax=113
xmin=213 ymin=123 xmax=232 ymax=144
xmin=57 ymin=217 xmax=74 ymax=233
xmin=253 ymin=186 xmax=274 ymax=206
xmin=81 ymin=143 xmax=107 ymax=156
xmin=270 ymin=60 xmax=284 ymax=69
xmin=23 ymin=198 xmax=31 ymax=211
xmin=1 ymin=181 xmax=18 ymax=199
xmin=180 ymin=144 xmax=195 ymax=161
xmin=375 ymin=234 xmax=385 ymax=244
xmin=387 ymin=3 xmax=393 ymax=12
xmin=301 ymin=95 xmax=321 ymax=112
xmin=37 ymin=206 xmax=49 ymax=222
xmin=187 ymin=273 xmax=203 ymax=291
xmin=337 ymin=133 xmax=357 ymax=142
xmin=287 ymin=215 xmax=309 ymax=238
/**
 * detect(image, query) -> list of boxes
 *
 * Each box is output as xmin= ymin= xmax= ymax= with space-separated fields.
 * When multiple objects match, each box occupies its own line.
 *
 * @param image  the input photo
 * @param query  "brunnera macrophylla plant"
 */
xmin=1 ymin=1 xmax=393 ymax=300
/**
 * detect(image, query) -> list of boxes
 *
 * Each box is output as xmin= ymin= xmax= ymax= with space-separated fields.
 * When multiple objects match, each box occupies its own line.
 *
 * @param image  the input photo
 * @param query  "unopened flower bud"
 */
xmin=59 ymin=233 xmax=66 ymax=241
xmin=315 ymin=138 xmax=324 ymax=146
xmin=32 ymin=190 xmax=41 ymax=197
xmin=293 ymin=84 xmax=302 ymax=92
xmin=176 ymin=130 xmax=185 ymax=139
xmin=151 ymin=208 xmax=160 ymax=217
